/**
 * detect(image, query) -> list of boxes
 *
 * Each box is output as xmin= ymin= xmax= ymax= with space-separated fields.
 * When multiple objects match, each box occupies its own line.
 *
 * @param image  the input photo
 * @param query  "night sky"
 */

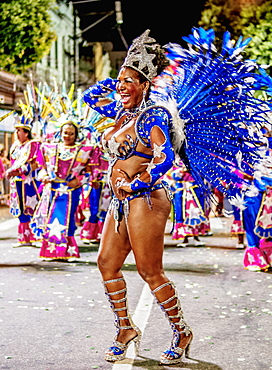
xmin=74 ymin=0 xmax=207 ymax=50
xmin=121 ymin=0 xmax=207 ymax=47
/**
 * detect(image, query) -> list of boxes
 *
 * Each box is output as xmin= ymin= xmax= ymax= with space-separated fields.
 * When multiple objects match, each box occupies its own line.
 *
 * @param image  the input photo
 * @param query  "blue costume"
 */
xmin=82 ymin=28 xmax=272 ymax=365
xmin=84 ymin=82 xmax=175 ymax=227
xmin=84 ymin=29 xmax=272 ymax=209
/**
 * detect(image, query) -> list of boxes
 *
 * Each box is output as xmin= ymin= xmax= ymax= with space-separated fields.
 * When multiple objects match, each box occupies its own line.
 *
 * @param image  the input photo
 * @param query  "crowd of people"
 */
xmin=1 ymin=26 xmax=272 ymax=365
xmin=0 ymin=145 xmax=10 ymax=204
xmin=5 ymin=129 xmax=272 ymax=272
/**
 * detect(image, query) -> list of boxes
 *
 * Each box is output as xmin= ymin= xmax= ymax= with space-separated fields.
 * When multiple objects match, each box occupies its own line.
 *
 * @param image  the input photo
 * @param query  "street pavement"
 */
xmin=0 ymin=205 xmax=272 ymax=370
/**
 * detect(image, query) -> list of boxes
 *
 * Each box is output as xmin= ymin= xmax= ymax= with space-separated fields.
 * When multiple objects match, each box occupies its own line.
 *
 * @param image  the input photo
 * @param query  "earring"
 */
xmin=139 ymin=89 xmax=147 ymax=111
xmin=116 ymin=98 xmax=122 ymax=109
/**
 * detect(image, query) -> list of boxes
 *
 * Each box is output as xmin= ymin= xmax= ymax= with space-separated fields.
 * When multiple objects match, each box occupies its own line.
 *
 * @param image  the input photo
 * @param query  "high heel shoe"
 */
xmin=151 ymin=281 xmax=193 ymax=365
xmin=103 ymin=277 xmax=142 ymax=362
xmin=160 ymin=331 xmax=193 ymax=365
xmin=104 ymin=327 xmax=142 ymax=362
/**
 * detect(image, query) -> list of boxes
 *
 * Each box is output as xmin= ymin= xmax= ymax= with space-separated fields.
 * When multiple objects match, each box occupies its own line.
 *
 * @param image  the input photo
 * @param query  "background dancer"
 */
xmin=168 ymin=160 xmax=206 ymax=247
xmin=31 ymin=119 xmax=101 ymax=261
xmin=6 ymin=116 xmax=41 ymax=247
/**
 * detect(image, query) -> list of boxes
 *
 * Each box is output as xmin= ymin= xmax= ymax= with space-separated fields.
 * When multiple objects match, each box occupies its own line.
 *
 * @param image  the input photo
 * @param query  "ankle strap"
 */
xmin=152 ymin=281 xmax=173 ymax=294
xmin=107 ymin=288 xmax=127 ymax=296
xmin=164 ymin=302 xmax=179 ymax=312
xmin=110 ymin=297 xmax=127 ymax=304
xmin=160 ymin=295 xmax=176 ymax=306
xmin=103 ymin=277 xmax=125 ymax=285
xmin=113 ymin=305 xmax=128 ymax=312
xmin=115 ymin=315 xmax=134 ymax=330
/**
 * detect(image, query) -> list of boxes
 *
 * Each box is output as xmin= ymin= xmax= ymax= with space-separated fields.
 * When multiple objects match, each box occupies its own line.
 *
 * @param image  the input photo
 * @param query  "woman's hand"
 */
xmin=67 ymin=178 xmax=80 ymax=188
xmin=115 ymin=169 xmax=133 ymax=198
xmin=6 ymin=169 xmax=20 ymax=179
xmin=43 ymin=177 xmax=51 ymax=185
xmin=116 ymin=177 xmax=133 ymax=193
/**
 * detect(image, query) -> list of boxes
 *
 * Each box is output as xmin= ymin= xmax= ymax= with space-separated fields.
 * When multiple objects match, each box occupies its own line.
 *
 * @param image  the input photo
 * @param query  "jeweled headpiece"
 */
xmin=122 ymin=29 xmax=159 ymax=81
xmin=15 ymin=81 xmax=48 ymax=134
xmin=14 ymin=115 xmax=33 ymax=131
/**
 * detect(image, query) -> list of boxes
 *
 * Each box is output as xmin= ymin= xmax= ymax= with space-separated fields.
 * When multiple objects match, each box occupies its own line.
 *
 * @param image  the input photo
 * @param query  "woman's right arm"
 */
xmin=83 ymin=78 xmax=119 ymax=118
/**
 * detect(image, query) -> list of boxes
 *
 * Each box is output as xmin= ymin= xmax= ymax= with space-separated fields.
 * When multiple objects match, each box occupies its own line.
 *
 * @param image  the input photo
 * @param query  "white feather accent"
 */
xmin=152 ymin=96 xmax=186 ymax=153
xmin=228 ymin=194 xmax=246 ymax=210
xmin=235 ymin=150 xmax=242 ymax=169
xmin=244 ymin=184 xmax=260 ymax=198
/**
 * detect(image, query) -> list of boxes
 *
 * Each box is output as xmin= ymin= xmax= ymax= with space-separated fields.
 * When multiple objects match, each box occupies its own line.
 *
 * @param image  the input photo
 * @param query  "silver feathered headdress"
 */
xmin=122 ymin=29 xmax=159 ymax=81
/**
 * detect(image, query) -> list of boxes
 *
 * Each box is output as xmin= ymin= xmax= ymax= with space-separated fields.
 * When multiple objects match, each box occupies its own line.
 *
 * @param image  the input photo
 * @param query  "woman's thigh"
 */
xmin=98 ymin=208 xmax=132 ymax=276
xmin=127 ymin=189 xmax=171 ymax=277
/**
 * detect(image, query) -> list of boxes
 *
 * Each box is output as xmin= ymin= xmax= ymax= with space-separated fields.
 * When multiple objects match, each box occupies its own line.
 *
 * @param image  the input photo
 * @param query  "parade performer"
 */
xmin=31 ymin=119 xmax=100 ymax=260
xmin=30 ymin=85 xmax=101 ymax=261
xmin=243 ymin=129 xmax=272 ymax=270
xmin=6 ymin=116 xmax=41 ymax=247
xmin=168 ymin=160 xmax=207 ymax=247
xmin=80 ymin=150 xmax=111 ymax=244
xmin=0 ymin=145 xmax=6 ymax=204
xmin=83 ymin=28 xmax=272 ymax=365
xmin=230 ymin=205 xmax=246 ymax=249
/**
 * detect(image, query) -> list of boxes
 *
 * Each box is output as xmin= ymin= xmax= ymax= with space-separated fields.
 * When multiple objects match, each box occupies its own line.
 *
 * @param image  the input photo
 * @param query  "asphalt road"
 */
xmin=0 ymin=212 xmax=272 ymax=370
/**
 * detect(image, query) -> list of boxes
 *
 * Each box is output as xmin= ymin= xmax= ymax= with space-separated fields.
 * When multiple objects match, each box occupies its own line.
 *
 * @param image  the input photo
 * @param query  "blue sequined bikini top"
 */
xmin=102 ymin=102 xmax=171 ymax=163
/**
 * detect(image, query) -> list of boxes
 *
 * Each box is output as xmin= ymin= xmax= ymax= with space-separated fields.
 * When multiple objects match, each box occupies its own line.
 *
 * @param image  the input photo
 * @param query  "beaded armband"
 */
xmin=82 ymin=78 xmax=119 ymax=118
xmin=131 ymin=106 xmax=175 ymax=191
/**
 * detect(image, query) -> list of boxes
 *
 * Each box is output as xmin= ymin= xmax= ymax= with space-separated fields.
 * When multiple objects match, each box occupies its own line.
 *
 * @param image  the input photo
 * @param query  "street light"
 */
xmin=115 ymin=1 xmax=128 ymax=49
xmin=115 ymin=1 xmax=123 ymax=24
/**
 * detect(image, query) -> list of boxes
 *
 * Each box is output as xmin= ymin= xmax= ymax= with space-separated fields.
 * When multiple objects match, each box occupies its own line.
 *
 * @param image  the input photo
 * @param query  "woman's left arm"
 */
xmin=131 ymin=129 xmax=175 ymax=191
xmin=119 ymin=107 xmax=175 ymax=192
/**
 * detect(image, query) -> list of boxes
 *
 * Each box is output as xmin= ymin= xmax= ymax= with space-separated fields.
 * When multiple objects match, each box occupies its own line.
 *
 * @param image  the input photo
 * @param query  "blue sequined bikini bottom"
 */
xmin=109 ymin=181 xmax=172 ymax=232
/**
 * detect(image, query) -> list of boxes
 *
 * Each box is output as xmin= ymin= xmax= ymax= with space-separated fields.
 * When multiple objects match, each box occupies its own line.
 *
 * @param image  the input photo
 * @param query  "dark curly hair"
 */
xmin=137 ymin=43 xmax=170 ymax=83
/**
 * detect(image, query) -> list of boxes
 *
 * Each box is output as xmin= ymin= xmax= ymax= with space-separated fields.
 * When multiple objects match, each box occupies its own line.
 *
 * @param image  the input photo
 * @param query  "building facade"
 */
xmin=36 ymin=1 xmax=80 ymax=87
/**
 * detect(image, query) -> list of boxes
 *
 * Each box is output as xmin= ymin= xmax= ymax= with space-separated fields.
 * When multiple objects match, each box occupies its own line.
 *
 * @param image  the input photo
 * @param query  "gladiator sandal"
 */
xmin=151 ymin=281 xmax=193 ymax=365
xmin=103 ymin=277 xmax=142 ymax=362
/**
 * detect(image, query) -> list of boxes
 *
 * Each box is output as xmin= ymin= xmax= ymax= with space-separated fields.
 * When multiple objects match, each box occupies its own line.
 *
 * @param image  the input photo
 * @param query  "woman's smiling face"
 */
xmin=61 ymin=123 xmax=77 ymax=146
xmin=116 ymin=67 xmax=148 ymax=109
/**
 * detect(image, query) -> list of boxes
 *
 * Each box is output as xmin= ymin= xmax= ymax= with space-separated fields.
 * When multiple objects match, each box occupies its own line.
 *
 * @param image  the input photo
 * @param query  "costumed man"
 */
xmin=6 ymin=114 xmax=42 ymax=247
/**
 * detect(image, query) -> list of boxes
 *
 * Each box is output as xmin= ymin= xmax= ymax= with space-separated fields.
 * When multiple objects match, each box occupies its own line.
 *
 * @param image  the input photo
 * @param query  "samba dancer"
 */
xmin=83 ymin=29 xmax=272 ymax=365
xmin=244 ymin=129 xmax=272 ymax=270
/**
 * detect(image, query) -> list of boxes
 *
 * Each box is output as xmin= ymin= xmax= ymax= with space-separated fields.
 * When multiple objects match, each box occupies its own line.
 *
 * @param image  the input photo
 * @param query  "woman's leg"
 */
xmin=98 ymin=206 xmax=132 ymax=279
xmin=127 ymin=189 xmax=192 ymax=364
xmin=97 ymin=208 xmax=140 ymax=361
xmin=127 ymin=189 xmax=170 ymax=289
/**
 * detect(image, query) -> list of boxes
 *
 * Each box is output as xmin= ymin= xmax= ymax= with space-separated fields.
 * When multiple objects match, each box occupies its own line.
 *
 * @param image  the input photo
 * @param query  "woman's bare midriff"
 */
xmin=106 ymin=115 xmax=156 ymax=200
xmin=111 ymin=153 xmax=158 ymax=200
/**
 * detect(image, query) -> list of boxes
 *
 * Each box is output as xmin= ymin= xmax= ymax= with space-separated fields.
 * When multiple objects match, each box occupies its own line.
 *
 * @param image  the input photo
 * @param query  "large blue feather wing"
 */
xmin=151 ymin=27 xmax=272 ymax=203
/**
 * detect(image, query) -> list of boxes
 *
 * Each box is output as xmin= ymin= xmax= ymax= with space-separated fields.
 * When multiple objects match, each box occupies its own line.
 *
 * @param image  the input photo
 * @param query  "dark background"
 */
xmin=74 ymin=0 xmax=207 ymax=50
